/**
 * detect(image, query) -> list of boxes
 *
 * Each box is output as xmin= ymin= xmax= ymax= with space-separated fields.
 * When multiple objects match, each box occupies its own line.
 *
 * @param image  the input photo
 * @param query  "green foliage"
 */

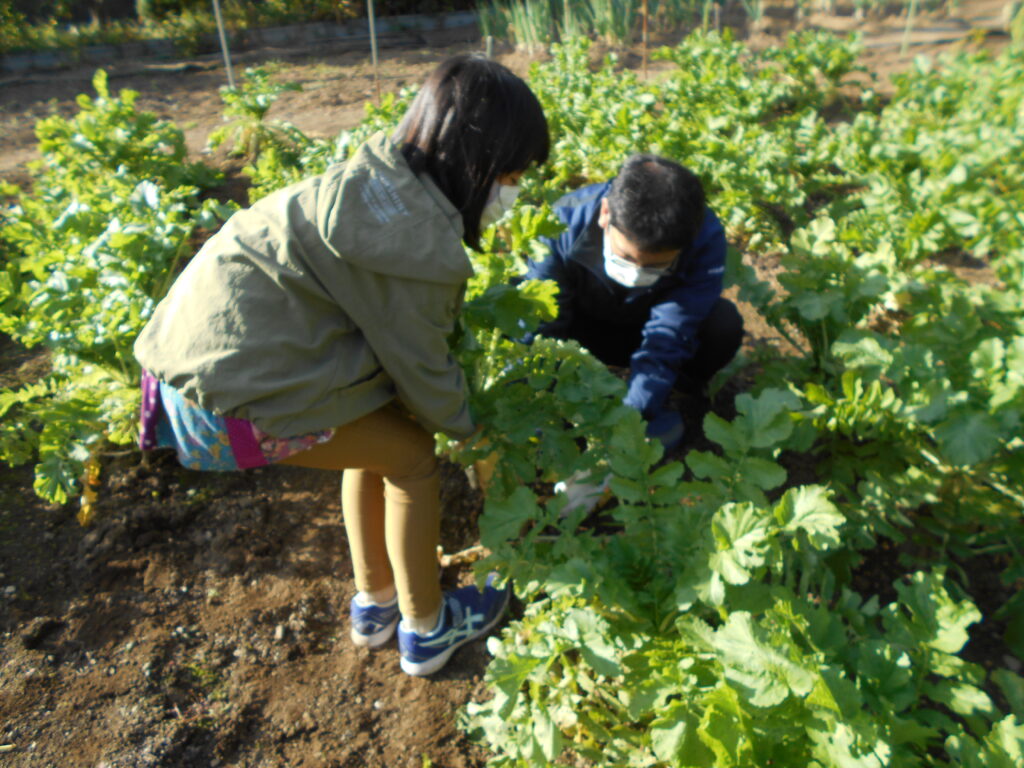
xmin=207 ymin=65 xmax=303 ymax=160
xmin=479 ymin=0 xmax=705 ymax=48
xmin=244 ymin=87 xmax=418 ymax=203
xmin=446 ymin=33 xmax=1024 ymax=767
xmin=33 ymin=70 xmax=218 ymax=190
xmin=0 ymin=69 xmax=228 ymax=503
xmin=0 ymin=0 xmax=361 ymax=55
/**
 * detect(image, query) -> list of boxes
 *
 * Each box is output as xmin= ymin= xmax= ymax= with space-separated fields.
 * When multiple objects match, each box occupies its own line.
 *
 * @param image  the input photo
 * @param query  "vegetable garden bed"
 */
xmin=1 ymin=10 xmax=1023 ymax=767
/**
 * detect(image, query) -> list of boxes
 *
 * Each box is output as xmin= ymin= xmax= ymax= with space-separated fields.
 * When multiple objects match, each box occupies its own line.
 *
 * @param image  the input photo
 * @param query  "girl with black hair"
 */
xmin=134 ymin=56 xmax=549 ymax=676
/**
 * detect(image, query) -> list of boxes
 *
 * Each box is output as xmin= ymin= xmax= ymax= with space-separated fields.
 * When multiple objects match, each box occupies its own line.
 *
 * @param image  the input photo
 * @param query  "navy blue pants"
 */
xmin=568 ymin=297 xmax=745 ymax=392
xmin=565 ymin=298 xmax=743 ymax=449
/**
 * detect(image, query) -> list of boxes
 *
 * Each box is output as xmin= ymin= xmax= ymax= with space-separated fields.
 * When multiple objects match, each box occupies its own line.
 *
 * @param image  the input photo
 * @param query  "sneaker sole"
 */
xmin=351 ymin=614 xmax=399 ymax=649
xmin=399 ymin=589 xmax=510 ymax=677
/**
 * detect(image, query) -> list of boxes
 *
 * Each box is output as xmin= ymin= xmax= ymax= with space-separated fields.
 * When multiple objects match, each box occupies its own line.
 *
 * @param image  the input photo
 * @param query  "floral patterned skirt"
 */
xmin=139 ymin=371 xmax=334 ymax=471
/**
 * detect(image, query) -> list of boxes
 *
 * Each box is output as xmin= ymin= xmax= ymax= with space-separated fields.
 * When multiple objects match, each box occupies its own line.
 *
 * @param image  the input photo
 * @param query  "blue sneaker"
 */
xmin=350 ymin=594 xmax=400 ymax=648
xmin=398 ymin=574 xmax=510 ymax=676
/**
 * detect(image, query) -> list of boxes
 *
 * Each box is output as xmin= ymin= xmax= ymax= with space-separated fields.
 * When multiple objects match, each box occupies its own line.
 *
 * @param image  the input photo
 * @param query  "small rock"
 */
xmin=274 ymin=625 xmax=286 ymax=642
xmin=373 ymin=699 xmax=383 ymax=711
xmin=81 ymin=529 xmax=103 ymax=551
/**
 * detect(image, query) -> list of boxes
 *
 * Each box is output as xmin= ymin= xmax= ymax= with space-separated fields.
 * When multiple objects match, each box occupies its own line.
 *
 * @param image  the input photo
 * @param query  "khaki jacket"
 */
xmin=134 ymin=133 xmax=475 ymax=438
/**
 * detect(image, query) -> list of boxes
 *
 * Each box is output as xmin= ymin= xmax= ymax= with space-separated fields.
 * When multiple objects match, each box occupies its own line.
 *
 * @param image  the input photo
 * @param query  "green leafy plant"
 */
xmin=0 ymin=70 xmax=228 ymax=504
xmin=207 ymin=65 xmax=304 ymax=160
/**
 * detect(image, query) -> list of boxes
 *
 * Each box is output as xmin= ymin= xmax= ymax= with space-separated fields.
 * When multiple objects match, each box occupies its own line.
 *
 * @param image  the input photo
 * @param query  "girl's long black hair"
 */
xmin=396 ymin=55 xmax=549 ymax=250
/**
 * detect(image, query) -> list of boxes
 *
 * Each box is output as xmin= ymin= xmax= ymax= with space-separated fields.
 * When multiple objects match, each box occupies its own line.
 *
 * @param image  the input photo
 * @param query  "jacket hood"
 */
xmin=316 ymin=133 xmax=474 ymax=285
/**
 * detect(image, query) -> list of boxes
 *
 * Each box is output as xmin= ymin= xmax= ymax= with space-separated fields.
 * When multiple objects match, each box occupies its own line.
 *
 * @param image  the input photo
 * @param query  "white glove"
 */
xmin=553 ymin=470 xmax=611 ymax=517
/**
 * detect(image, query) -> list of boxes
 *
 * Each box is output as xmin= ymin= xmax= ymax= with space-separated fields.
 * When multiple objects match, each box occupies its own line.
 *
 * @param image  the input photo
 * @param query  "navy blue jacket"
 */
xmin=526 ymin=181 xmax=727 ymax=418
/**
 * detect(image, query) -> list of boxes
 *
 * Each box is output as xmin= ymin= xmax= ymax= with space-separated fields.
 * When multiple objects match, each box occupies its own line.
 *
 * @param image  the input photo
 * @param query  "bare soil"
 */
xmin=0 ymin=5 xmax=1017 ymax=766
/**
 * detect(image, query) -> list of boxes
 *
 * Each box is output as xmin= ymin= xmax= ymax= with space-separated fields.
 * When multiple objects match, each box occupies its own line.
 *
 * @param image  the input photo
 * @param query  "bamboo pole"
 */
xmin=368 ymin=0 xmax=381 ymax=105
xmin=211 ymin=0 xmax=235 ymax=88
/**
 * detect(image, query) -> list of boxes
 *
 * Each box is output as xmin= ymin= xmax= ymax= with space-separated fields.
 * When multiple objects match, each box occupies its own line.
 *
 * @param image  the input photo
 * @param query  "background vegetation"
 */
xmin=0 ymin=0 xmax=475 ymax=55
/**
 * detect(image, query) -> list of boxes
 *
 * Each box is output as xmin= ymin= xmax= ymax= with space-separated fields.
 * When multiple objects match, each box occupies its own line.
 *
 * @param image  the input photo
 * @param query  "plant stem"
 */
xmin=154 ymin=222 xmax=195 ymax=303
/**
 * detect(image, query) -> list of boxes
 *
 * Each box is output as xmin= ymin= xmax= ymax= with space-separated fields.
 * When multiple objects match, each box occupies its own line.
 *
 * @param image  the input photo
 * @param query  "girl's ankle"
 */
xmin=402 ymin=604 xmax=442 ymax=636
xmin=355 ymin=585 xmax=397 ymax=606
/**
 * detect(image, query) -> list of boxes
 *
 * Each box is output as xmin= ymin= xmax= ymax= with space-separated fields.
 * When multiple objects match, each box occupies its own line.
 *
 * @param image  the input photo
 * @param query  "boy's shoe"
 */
xmin=350 ymin=595 xmax=400 ymax=648
xmin=398 ymin=574 xmax=510 ymax=676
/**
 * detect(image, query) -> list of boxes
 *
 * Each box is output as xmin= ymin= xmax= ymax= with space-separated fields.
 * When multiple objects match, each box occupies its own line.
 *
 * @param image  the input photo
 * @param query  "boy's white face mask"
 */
xmin=602 ymin=231 xmax=669 ymax=287
xmin=480 ymin=182 xmax=520 ymax=228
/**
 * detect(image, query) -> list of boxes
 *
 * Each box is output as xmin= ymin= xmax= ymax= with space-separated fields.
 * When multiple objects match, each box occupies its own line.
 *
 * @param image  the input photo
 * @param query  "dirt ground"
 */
xmin=0 ymin=4 xmax=1018 ymax=767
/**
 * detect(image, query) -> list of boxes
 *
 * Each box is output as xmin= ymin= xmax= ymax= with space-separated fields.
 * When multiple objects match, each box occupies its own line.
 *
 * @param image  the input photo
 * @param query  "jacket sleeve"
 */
xmin=341 ymin=272 xmax=475 ymax=439
xmin=624 ymin=213 xmax=727 ymax=417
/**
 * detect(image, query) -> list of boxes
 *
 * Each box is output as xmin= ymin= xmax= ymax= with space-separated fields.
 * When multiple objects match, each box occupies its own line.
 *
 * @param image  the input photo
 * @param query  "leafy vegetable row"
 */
xmin=1 ymin=29 xmax=1022 ymax=766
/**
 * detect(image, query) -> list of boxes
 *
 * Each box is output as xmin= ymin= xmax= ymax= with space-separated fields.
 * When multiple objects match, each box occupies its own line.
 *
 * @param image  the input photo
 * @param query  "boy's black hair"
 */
xmin=396 ymin=55 xmax=549 ymax=250
xmin=606 ymin=154 xmax=706 ymax=254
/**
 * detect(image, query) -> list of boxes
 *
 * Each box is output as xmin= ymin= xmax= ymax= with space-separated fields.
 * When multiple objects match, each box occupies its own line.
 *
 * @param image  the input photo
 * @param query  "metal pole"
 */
xmin=641 ymin=0 xmax=648 ymax=80
xmin=486 ymin=34 xmax=494 ymax=59
xmin=367 ymin=0 xmax=381 ymax=105
xmin=211 ymin=0 xmax=235 ymax=89
xmin=901 ymin=0 xmax=920 ymax=56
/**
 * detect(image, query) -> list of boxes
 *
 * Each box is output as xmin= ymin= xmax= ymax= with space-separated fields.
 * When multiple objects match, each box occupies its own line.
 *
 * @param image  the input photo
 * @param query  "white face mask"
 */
xmin=603 ymin=231 xmax=669 ymax=288
xmin=480 ymin=183 xmax=520 ymax=228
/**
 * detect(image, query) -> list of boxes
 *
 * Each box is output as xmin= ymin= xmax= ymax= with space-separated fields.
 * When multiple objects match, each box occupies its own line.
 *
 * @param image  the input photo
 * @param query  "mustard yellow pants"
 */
xmin=281 ymin=404 xmax=441 ymax=620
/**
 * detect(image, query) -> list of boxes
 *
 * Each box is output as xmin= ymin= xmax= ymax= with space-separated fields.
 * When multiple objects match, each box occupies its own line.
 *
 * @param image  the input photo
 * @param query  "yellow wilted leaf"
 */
xmin=77 ymin=457 xmax=101 ymax=527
